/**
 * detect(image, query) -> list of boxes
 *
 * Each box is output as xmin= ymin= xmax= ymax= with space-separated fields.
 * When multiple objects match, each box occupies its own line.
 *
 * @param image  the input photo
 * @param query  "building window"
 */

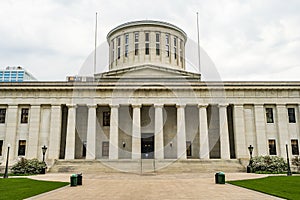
xmin=291 ymin=139 xmax=299 ymax=155
xmin=268 ymin=139 xmax=277 ymax=155
xmin=18 ymin=140 xmax=26 ymax=156
xmin=174 ymin=37 xmax=177 ymax=59
xmin=180 ymin=39 xmax=183 ymax=63
xmin=117 ymin=37 xmax=121 ymax=59
xmin=0 ymin=140 xmax=3 ymax=156
xmin=165 ymin=34 xmax=170 ymax=57
xmin=102 ymin=141 xmax=109 ymax=157
xmin=266 ymin=108 xmax=274 ymax=123
xmin=145 ymin=32 xmax=150 ymax=55
xmin=288 ymin=108 xmax=296 ymax=123
xmin=111 ymin=40 xmax=115 ymax=62
xmin=186 ymin=141 xmax=192 ymax=157
xmin=124 ymin=34 xmax=129 ymax=57
xmin=0 ymin=108 xmax=6 ymax=123
xmin=21 ymin=108 xmax=29 ymax=124
xmin=156 ymin=33 xmax=160 ymax=55
xmin=134 ymin=32 xmax=139 ymax=56
xmin=103 ymin=111 xmax=110 ymax=126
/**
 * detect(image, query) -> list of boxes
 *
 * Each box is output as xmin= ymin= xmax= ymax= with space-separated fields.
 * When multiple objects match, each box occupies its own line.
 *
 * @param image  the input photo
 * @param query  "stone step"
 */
xmin=49 ymin=159 xmax=246 ymax=174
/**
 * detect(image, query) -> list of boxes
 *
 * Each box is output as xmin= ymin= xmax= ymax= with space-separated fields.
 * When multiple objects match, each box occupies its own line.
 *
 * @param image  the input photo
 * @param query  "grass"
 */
xmin=228 ymin=176 xmax=300 ymax=200
xmin=0 ymin=178 xmax=69 ymax=200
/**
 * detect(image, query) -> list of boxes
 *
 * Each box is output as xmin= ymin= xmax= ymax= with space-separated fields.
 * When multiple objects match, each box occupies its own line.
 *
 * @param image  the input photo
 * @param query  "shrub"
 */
xmin=11 ymin=158 xmax=46 ymax=175
xmin=250 ymin=156 xmax=287 ymax=173
xmin=292 ymin=156 xmax=300 ymax=172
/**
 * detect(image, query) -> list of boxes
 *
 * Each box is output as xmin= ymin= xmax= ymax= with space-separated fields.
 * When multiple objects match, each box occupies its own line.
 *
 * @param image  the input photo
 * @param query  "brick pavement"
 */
xmin=26 ymin=172 xmax=283 ymax=200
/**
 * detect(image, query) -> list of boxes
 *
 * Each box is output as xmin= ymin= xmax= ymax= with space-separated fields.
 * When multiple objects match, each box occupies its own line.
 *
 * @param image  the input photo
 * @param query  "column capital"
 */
xmin=51 ymin=104 xmax=61 ymax=107
xmin=254 ymin=103 xmax=264 ymax=107
xmin=132 ymin=104 xmax=142 ymax=108
xmin=154 ymin=104 xmax=164 ymax=108
xmin=66 ymin=104 xmax=77 ymax=108
xmin=109 ymin=104 xmax=120 ymax=108
xmin=30 ymin=104 xmax=41 ymax=108
xmin=233 ymin=104 xmax=244 ymax=108
xmin=218 ymin=103 xmax=229 ymax=108
xmin=176 ymin=104 xmax=186 ymax=108
xmin=276 ymin=103 xmax=287 ymax=107
xmin=8 ymin=104 xmax=18 ymax=108
xmin=198 ymin=104 xmax=208 ymax=108
xmin=87 ymin=104 xmax=97 ymax=108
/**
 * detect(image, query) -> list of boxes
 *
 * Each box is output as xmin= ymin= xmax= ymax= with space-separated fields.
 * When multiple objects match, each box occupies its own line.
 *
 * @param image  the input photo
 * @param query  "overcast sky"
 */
xmin=1 ymin=0 xmax=300 ymax=81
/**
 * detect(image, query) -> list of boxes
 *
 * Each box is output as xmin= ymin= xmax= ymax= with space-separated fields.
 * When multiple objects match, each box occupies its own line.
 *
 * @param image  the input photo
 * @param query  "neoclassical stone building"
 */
xmin=0 ymin=21 xmax=299 ymax=171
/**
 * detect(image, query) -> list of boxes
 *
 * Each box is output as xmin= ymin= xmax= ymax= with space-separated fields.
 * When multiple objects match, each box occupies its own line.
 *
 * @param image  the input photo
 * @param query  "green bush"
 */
xmin=11 ymin=158 xmax=46 ymax=175
xmin=250 ymin=156 xmax=287 ymax=173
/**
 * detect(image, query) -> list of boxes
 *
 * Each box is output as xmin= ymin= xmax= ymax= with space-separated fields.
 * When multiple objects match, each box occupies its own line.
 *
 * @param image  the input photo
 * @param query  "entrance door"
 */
xmin=141 ymin=134 xmax=154 ymax=159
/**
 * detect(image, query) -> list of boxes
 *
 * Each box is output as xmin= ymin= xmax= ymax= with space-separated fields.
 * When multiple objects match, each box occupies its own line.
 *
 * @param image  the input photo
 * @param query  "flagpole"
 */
xmin=94 ymin=12 xmax=98 ymax=76
xmin=196 ymin=12 xmax=201 ymax=75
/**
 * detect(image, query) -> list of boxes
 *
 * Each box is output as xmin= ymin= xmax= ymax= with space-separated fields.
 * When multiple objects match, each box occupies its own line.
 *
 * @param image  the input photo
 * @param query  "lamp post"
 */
xmin=286 ymin=144 xmax=292 ymax=176
xmin=247 ymin=145 xmax=254 ymax=173
xmin=41 ymin=145 xmax=47 ymax=163
xmin=3 ymin=144 xmax=11 ymax=178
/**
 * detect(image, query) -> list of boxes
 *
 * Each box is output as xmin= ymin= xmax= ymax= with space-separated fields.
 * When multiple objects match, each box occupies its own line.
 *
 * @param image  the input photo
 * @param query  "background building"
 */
xmin=0 ymin=66 xmax=37 ymax=82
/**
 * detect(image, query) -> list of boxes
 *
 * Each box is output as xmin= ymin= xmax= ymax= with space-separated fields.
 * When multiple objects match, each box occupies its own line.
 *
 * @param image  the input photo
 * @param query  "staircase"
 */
xmin=49 ymin=159 xmax=246 ymax=174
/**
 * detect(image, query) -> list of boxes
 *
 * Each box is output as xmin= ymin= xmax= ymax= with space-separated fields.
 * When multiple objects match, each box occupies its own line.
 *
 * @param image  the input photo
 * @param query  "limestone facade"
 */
xmin=0 ymin=21 xmax=299 ymax=166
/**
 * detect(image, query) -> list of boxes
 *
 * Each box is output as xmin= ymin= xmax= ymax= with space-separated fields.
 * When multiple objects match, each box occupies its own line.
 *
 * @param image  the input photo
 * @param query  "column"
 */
xmin=233 ymin=104 xmax=248 ymax=158
xmin=48 ymin=105 xmax=62 ymax=160
xmin=109 ymin=104 xmax=119 ymax=160
xmin=27 ymin=105 xmax=41 ymax=159
xmin=254 ymin=104 xmax=268 ymax=156
xmin=65 ymin=104 xmax=76 ymax=160
xmin=219 ymin=104 xmax=230 ymax=159
xmin=277 ymin=104 xmax=289 ymax=158
xmin=4 ymin=105 xmax=18 ymax=162
xmin=177 ymin=104 xmax=186 ymax=159
xmin=155 ymin=104 xmax=164 ymax=160
xmin=132 ymin=104 xmax=141 ymax=159
xmin=198 ymin=104 xmax=209 ymax=159
xmin=86 ymin=104 xmax=97 ymax=159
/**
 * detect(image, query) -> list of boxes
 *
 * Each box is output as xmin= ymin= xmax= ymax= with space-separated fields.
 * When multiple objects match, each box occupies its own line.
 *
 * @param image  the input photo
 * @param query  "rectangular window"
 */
xmin=117 ymin=37 xmax=121 ymax=59
xmin=124 ymin=34 xmax=129 ymax=57
xmin=288 ymin=108 xmax=296 ymax=123
xmin=21 ymin=108 xmax=29 ymax=124
xmin=0 ymin=140 xmax=3 ymax=156
xmin=18 ymin=140 xmax=26 ymax=156
xmin=145 ymin=32 xmax=150 ymax=55
xmin=291 ymin=139 xmax=299 ymax=155
xmin=102 ymin=141 xmax=109 ymax=157
xmin=266 ymin=108 xmax=274 ymax=123
xmin=0 ymin=108 xmax=6 ymax=123
xmin=174 ymin=37 xmax=177 ymax=59
xmin=268 ymin=139 xmax=277 ymax=155
xmin=156 ymin=33 xmax=160 ymax=56
xmin=165 ymin=34 xmax=170 ymax=57
xmin=111 ymin=40 xmax=115 ymax=62
xmin=103 ymin=111 xmax=110 ymax=126
xmin=180 ymin=39 xmax=183 ymax=63
xmin=134 ymin=32 xmax=139 ymax=56
xmin=186 ymin=141 xmax=192 ymax=157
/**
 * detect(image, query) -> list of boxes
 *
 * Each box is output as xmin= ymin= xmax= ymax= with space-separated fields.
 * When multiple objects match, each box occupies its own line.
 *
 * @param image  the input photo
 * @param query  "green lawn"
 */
xmin=228 ymin=176 xmax=300 ymax=200
xmin=0 ymin=178 xmax=69 ymax=200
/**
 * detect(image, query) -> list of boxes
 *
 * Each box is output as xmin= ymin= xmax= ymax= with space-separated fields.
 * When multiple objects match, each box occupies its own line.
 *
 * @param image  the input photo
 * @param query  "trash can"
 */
xmin=77 ymin=173 xmax=82 ymax=185
xmin=215 ymin=172 xmax=225 ymax=184
xmin=70 ymin=174 xmax=78 ymax=187
xmin=41 ymin=167 xmax=46 ymax=174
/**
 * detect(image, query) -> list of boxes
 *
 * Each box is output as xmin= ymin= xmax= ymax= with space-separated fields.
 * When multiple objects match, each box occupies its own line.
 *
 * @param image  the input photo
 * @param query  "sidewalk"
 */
xmin=26 ymin=172 xmax=283 ymax=200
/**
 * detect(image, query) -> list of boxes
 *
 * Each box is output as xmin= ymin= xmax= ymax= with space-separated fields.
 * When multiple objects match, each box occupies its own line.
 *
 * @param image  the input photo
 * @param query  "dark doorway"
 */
xmin=141 ymin=134 xmax=154 ymax=159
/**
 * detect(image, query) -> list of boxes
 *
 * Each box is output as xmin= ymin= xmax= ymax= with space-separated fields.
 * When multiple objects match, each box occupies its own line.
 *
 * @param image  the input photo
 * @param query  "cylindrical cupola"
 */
xmin=107 ymin=20 xmax=187 ymax=71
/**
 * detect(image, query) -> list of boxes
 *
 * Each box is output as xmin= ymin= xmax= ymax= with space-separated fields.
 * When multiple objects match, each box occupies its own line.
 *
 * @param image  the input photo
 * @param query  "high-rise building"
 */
xmin=0 ymin=66 xmax=37 ymax=82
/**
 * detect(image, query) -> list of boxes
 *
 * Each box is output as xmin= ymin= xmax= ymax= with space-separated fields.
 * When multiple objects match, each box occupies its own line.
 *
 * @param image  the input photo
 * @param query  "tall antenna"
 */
xmin=94 ymin=12 xmax=98 ymax=76
xmin=196 ymin=12 xmax=201 ymax=75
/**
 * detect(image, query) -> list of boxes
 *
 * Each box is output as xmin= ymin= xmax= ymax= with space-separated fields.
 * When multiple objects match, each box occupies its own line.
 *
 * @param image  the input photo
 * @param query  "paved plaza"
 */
xmin=26 ymin=172 xmax=283 ymax=200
